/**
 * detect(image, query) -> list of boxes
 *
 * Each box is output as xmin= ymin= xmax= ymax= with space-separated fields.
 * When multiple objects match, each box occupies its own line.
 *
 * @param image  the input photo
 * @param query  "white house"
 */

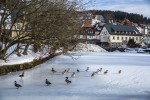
xmin=100 ymin=24 xmax=143 ymax=47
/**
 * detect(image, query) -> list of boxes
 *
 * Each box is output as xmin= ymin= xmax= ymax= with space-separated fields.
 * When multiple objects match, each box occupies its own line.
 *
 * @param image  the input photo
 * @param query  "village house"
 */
xmin=139 ymin=24 xmax=150 ymax=46
xmin=79 ymin=14 xmax=104 ymax=44
xmin=100 ymin=24 xmax=143 ymax=48
xmin=0 ymin=9 xmax=26 ymax=39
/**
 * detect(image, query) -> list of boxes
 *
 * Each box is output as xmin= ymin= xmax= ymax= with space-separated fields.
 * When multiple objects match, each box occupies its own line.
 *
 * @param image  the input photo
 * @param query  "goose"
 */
xmin=62 ymin=69 xmax=67 ymax=74
xmin=65 ymin=77 xmax=71 ymax=84
xmin=51 ymin=68 xmax=56 ymax=73
xmin=71 ymin=72 xmax=75 ymax=77
xmin=14 ymin=81 xmax=22 ymax=89
xmin=19 ymin=72 xmax=24 ymax=79
xmin=91 ymin=72 xmax=95 ymax=77
xmin=95 ymin=69 xmax=100 ymax=74
xmin=99 ymin=68 xmax=102 ymax=72
xmin=118 ymin=70 xmax=122 ymax=74
xmin=85 ymin=67 xmax=89 ymax=72
xmin=104 ymin=70 xmax=108 ymax=74
xmin=45 ymin=79 xmax=51 ymax=86
xmin=67 ymin=68 xmax=70 ymax=73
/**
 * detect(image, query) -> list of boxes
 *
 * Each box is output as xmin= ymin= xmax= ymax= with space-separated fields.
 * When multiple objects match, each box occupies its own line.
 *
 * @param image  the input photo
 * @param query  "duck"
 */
xmin=77 ymin=69 xmax=79 ymax=73
xmin=45 ymin=79 xmax=51 ymax=86
xmin=71 ymin=72 xmax=75 ymax=77
xmin=91 ymin=72 xmax=96 ymax=77
xmin=67 ymin=68 xmax=70 ymax=73
xmin=65 ymin=77 xmax=71 ymax=84
xmin=95 ymin=69 xmax=100 ymax=74
xmin=85 ymin=67 xmax=89 ymax=72
xmin=51 ymin=68 xmax=56 ymax=73
xmin=99 ymin=68 xmax=102 ymax=72
xmin=14 ymin=81 xmax=22 ymax=89
xmin=104 ymin=70 xmax=108 ymax=74
xmin=118 ymin=70 xmax=122 ymax=74
xmin=62 ymin=69 xmax=67 ymax=74
xmin=19 ymin=72 xmax=24 ymax=79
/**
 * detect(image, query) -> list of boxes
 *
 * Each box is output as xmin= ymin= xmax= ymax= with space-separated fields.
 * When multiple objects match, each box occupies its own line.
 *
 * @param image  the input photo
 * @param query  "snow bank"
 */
xmin=73 ymin=43 xmax=107 ymax=52
xmin=0 ymin=45 xmax=59 ymax=66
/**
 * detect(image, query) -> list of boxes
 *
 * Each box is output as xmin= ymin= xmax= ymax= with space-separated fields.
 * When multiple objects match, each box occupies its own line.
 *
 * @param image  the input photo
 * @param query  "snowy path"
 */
xmin=0 ymin=52 xmax=150 ymax=100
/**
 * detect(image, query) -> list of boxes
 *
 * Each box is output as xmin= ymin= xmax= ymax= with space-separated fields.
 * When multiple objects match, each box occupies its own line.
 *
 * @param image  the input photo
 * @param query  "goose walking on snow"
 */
xmin=71 ymin=72 xmax=76 ymax=77
xmin=62 ymin=69 xmax=67 ymax=74
xmin=19 ymin=72 xmax=24 ymax=79
xmin=67 ymin=68 xmax=70 ymax=73
xmin=118 ymin=70 xmax=122 ymax=74
xmin=99 ymin=68 xmax=102 ymax=72
xmin=14 ymin=81 xmax=22 ymax=89
xmin=51 ymin=68 xmax=56 ymax=73
xmin=91 ymin=72 xmax=96 ymax=77
xmin=85 ymin=67 xmax=89 ymax=72
xmin=104 ymin=70 xmax=108 ymax=74
xmin=45 ymin=79 xmax=51 ymax=86
xmin=65 ymin=77 xmax=72 ymax=84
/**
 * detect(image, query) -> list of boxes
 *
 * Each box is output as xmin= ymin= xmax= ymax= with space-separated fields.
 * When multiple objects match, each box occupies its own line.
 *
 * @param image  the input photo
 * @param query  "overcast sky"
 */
xmin=84 ymin=0 xmax=150 ymax=18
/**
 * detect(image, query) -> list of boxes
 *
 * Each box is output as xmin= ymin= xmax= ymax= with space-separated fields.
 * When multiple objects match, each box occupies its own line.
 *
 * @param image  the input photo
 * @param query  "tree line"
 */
xmin=88 ymin=10 xmax=150 ymax=24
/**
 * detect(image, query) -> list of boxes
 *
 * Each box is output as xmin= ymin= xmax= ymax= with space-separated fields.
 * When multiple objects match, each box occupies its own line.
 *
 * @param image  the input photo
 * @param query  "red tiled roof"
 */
xmin=82 ymin=19 xmax=93 ymax=28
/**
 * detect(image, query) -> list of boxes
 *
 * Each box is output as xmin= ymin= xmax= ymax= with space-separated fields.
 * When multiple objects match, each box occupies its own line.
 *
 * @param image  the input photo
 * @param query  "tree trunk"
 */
xmin=22 ymin=43 xmax=30 ymax=55
xmin=16 ymin=43 xmax=21 ymax=57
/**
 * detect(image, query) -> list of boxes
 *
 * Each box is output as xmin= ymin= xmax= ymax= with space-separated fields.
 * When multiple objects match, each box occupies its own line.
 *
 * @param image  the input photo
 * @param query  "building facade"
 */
xmin=100 ymin=24 xmax=142 ymax=48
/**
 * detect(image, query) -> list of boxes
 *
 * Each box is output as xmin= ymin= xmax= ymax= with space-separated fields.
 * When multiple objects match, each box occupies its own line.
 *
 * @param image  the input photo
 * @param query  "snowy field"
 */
xmin=0 ymin=52 xmax=150 ymax=100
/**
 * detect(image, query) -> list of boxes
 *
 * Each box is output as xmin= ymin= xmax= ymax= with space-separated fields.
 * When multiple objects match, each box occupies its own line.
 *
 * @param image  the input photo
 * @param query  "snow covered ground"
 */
xmin=0 ymin=43 xmax=106 ymax=66
xmin=73 ymin=43 xmax=107 ymax=52
xmin=0 ymin=52 xmax=150 ymax=100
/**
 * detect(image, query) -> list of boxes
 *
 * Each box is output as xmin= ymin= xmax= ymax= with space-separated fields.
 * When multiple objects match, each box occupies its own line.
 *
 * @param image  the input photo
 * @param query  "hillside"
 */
xmin=88 ymin=10 xmax=150 ymax=24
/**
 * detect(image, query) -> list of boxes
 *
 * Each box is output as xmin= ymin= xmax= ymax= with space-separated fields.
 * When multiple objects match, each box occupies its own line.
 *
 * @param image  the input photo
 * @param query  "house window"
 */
xmin=122 ymin=37 xmax=124 ymax=40
xmin=104 ymin=31 xmax=107 ymax=35
xmin=136 ymin=37 xmax=138 ymax=41
xmin=113 ymin=36 xmax=115 ymax=40
xmin=129 ymin=37 xmax=131 ymax=39
xmin=80 ymin=35 xmax=83 ymax=38
xmin=132 ymin=37 xmax=134 ymax=40
xmin=117 ymin=37 xmax=119 ymax=40
xmin=17 ymin=23 xmax=21 ymax=29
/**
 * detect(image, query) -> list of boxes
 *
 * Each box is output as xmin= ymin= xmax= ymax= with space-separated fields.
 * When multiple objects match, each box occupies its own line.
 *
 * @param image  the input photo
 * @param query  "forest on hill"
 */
xmin=88 ymin=10 xmax=150 ymax=24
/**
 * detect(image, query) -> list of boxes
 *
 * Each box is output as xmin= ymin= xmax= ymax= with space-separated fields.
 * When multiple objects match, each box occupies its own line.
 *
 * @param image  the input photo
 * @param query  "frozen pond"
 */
xmin=0 ymin=52 xmax=150 ymax=100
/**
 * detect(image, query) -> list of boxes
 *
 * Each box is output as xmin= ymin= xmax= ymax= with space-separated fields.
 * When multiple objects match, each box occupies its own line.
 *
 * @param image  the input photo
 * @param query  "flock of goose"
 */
xmin=14 ymin=67 xmax=122 ymax=89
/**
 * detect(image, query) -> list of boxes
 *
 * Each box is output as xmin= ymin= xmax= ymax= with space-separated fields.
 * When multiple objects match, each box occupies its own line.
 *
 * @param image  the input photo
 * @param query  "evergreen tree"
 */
xmin=127 ymin=39 xmax=136 ymax=48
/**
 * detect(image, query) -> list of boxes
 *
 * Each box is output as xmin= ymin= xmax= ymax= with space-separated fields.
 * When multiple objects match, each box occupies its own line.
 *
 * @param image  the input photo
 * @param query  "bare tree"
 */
xmin=0 ymin=0 xmax=83 ymax=61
